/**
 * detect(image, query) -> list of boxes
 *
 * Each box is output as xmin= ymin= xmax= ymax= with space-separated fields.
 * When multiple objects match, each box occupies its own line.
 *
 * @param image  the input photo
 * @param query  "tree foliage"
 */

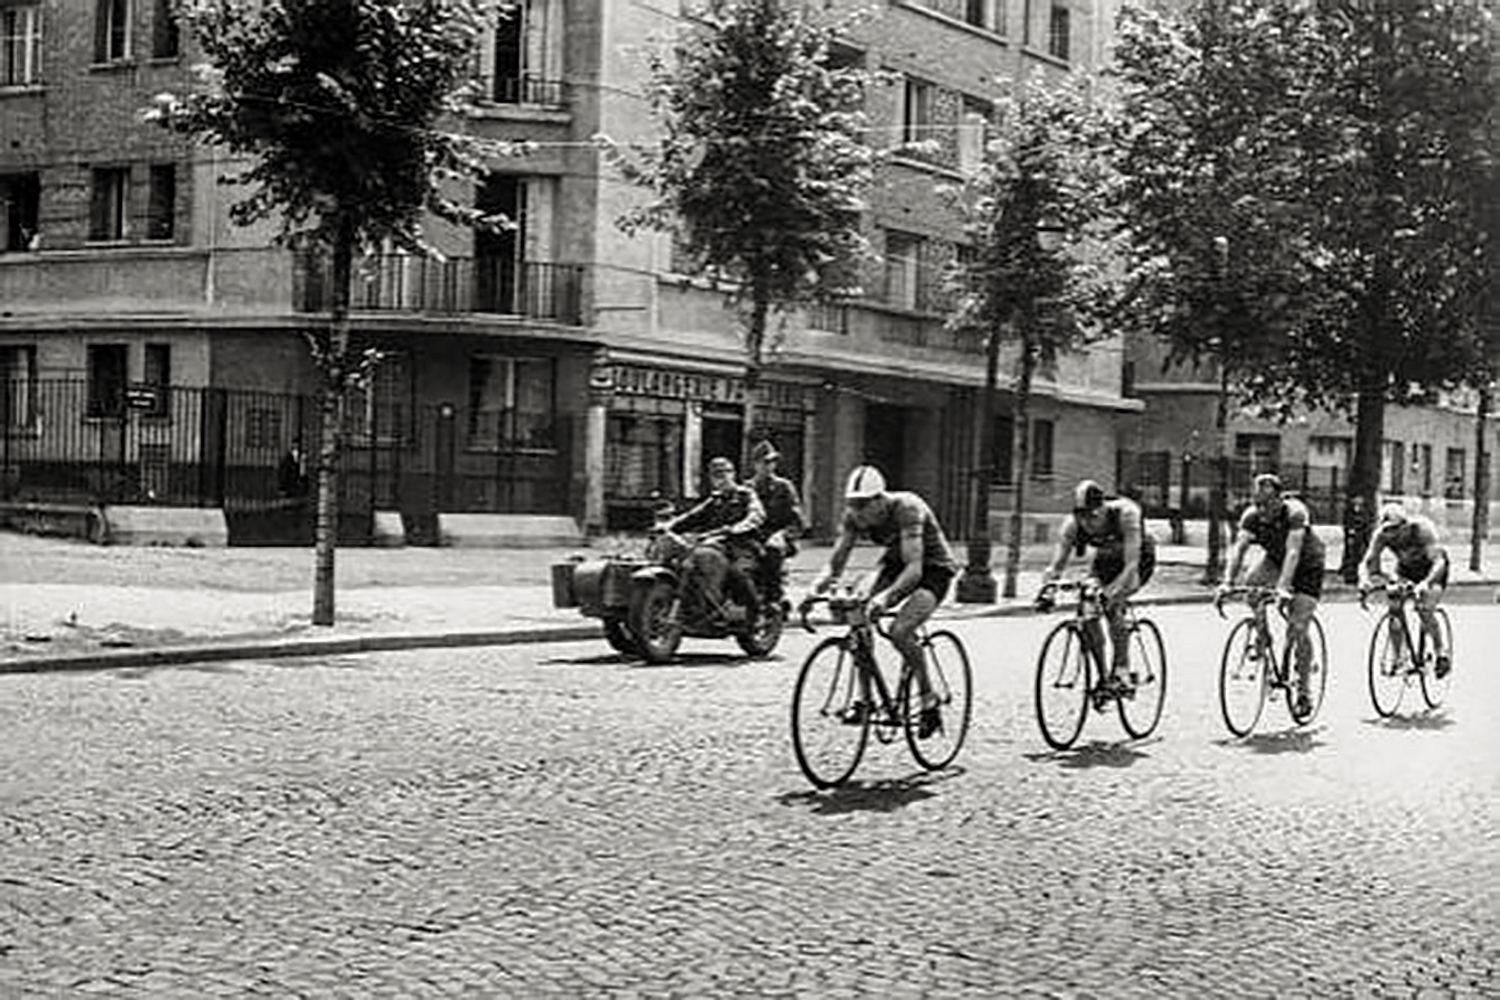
xmin=603 ymin=0 xmax=879 ymax=464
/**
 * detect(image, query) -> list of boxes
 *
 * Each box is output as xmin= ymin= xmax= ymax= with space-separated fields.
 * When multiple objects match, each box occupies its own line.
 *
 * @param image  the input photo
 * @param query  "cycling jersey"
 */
xmin=1238 ymin=496 xmax=1326 ymax=598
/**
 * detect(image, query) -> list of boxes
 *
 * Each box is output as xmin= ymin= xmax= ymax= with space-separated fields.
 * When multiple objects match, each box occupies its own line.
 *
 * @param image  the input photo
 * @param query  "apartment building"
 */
xmin=0 ymin=0 xmax=1135 ymax=544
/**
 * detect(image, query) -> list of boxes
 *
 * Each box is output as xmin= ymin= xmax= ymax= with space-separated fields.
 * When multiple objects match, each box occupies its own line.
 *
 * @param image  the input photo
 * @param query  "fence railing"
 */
xmin=295 ymin=254 xmax=585 ymax=326
xmin=1118 ymin=450 xmax=1354 ymax=523
xmin=1 ymin=380 xmax=568 ymax=541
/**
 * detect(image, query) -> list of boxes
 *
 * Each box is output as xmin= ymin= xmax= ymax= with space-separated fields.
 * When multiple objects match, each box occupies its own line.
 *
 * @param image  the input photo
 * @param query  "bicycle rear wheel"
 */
xmin=1118 ymin=618 xmax=1167 ymax=740
xmin=1035 ymin=622 xmax=1089 ymax=750
xmin=1367 ymin=611 xmax=1409 ymax=718
xmin=904 ymin=630 xmax=973 ymax=771
xmin=1219 ymin=617 xmax=1267 ymax=738
xmin=1282 ymin=615 xmax=1328 ymax=725
xmin=1418 ymin=607 xmax=1454 ymax=710
xmin=791 ymin=637 xmax=870 ymax=789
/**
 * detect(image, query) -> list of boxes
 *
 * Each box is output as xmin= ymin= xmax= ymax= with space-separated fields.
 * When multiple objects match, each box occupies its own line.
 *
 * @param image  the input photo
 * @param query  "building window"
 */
xmin=606 ymin=414 xmax=682 ymax=500
xmin=1 ymin=4 xmax=41 ymax=86
xmin=475 ymin=174 xmax=522 ymax=312
xmin=1236 ymin=433 xmax=1280 ymax=477
xmin=94 ymin=0 xmax=131 ymax=63
xmin=1381 ymin=440 xmax=1405 ymax=494
xmin=146 ymin=164 xmax=176 ymax=241
xmin=1 ymin=173 xmax=41 ymax=252
xmin=1413 ymin=442 xmax=1433 ymax=496
xmin=1 ymin=345 xmax=38 ymax=433
xmin=89 ymin=167 xmax=129 ymax=241
xmin=347 ymin=351 xmax=413 ymax=446
xmin=467 ymin=355 xmax=555 ymax=451
xmin=1030 ymin=418 xmax=1054 ymax=478
xmin=1048 ymin=4 xmax=1071 ymax=61
xmin=992 ymin=413 xmax=1015 ymax=485
xmin=1445 ymin=448 xmax=1466 ymax=500
xmin=151 ymin=0 xmax=178 ymax=58
xmin=883 ymin=230 xmax=922 ymax=311
xmin=902 ymin=76 xmax=936 ymax=150
xmin=957 ymin=98 xmax=991 ymax=173
xmin=143 ymin=342 xmax=170 ymax=417
xmin=490 ymin=0 xmax=563 ymax=106
xmin=87 ymin=344 xmax=128 ymax=418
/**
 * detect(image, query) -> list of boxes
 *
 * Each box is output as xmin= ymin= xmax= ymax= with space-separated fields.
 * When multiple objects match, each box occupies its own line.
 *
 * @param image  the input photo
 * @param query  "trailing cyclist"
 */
xmin=1358 ymin=503 xmax=1451 ymax=678
xmin=808 ymin=465 xmax=958 ymax=739
xmin=1037 ymin=480 xmax=1157 ymax=697
xmin=1217 ymin=473 xmax=1326 ymax=719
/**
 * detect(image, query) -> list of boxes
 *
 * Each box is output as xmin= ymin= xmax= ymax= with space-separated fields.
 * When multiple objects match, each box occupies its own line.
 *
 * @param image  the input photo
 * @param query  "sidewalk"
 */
xmin=3 ymin=528 xmax=1497 ymax=673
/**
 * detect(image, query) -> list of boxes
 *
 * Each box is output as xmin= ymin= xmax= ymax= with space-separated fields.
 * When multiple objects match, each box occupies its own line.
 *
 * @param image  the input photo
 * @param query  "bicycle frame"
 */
xmin=1215 ymin=585 xmax=1327 ymax=735
xmin=1362 ymin=578 xmax=1453 ymax=716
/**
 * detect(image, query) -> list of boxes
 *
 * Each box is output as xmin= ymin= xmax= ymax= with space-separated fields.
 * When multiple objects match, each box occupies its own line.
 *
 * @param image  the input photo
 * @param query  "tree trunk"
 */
xmin=312 ymin=226 xmax=354 ymax=627
xmin=740 ymin=292 xmax=769 ymax=472
xmin=1341 ymin=382 xmax=1386 ymax=584
xmin=1471 ymin=383 xmax=1491 ymax=572
xmin=1003 ymin=332 xmax=1037 ymax=599
xmin=1203 ymin=365 xmax=1228 ymax=584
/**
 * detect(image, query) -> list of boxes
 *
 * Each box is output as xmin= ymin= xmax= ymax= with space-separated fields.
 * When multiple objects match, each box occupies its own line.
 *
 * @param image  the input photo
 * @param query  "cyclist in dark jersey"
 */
xmin=1358 ymin=503 xmax=1451 ymax=677
xmin=1038 ymin=480 xmax=1157 ymax=694
xmin=810 ymin=464 xmax=958 ymax=738
xmin=1218 ymin=473 xmax=1326 ymax=717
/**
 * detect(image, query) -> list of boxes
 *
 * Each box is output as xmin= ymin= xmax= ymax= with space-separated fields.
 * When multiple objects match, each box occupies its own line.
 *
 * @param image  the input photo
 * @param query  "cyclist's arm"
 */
xmin=872 ymin=524 xmax=924 ymax=606
xmin=1417 ymin=524 xmax=1447 ymax=588
xmin=813 ymin=518 xmax=857 ymax=592
xmin=1039 ymin=517 xmax=1077 ymax=586
xmin=1278 ymin=526 xmax=1306 ymax=593
xmin=1103 ymin=505 xmax=1143 ymax=602
xmin=1223 ymin=528 xmax=1252 ymax=587
xmin=1358 ymin=529 xmax=1387 ymax=588
xmin=723 ymin=488 xmax=765 ymax=536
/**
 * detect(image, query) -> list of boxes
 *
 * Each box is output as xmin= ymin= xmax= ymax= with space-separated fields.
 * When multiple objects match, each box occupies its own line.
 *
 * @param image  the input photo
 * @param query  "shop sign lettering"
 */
xmin=611 ymin=364 xmax=807 ymax=409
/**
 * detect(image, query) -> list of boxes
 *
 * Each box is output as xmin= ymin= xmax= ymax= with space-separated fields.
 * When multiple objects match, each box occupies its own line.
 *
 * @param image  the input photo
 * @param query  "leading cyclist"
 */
xmin=1358 ymin=503 xmax=1451 ymax=678
xmin=1037 ymin=480 xmax=1156 ymax=696
xmin=809 ymin=465 xmax=958 ymax=738
xmin=1217 ymin=473 xmax=1327 ymax=719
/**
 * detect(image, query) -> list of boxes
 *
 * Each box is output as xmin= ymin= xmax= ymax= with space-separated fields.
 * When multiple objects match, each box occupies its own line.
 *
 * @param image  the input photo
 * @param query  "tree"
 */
xmin=603 ymin=0 xmax=877 ymax=469
xmin=1111 ymin=1 xmax=1492 ymax=581
xmin=946 ymin=71 xmax=1122 ymax=601
xmin=149 ymin=0 xmax=520 ymax=625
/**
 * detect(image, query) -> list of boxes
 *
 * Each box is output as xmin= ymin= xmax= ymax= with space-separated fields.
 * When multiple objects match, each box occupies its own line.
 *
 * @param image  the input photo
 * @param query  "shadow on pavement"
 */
xmin=1024 ymin=739 xmax=1153 ymax=770
xmin=1364 ymin=711 xmax=1455 ymax=732
xmin=1222 ymin=726 xmax=1328 ymax=754
xmin=777 ymin=767 xmax=965 ymax=815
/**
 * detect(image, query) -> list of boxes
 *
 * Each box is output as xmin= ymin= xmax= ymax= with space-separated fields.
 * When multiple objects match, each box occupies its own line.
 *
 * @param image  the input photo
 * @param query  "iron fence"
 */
xmin=1 ymin=380 xmax=568 ymax=542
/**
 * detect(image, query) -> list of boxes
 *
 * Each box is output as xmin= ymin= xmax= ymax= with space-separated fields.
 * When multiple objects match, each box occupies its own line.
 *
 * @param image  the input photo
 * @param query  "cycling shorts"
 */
xmin=1397 ymin=552 xmax=1449 ymax=589
xmin=1092 ymin=543 xmax=1156 ymax=591
xmin=875 ymin=560 xmax=956 ymax=605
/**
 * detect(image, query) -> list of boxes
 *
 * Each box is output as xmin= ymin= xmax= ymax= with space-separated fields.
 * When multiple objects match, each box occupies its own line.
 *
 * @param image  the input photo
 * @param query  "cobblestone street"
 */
xmin=2 ymin=603 xmax=1497 ymax=997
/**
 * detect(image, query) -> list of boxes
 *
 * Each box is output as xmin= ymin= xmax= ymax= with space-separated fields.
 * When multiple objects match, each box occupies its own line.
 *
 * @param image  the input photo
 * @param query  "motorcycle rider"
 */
xmin=749 ymin=439 xmax=805 ymax=604
xmin=661 ymin=455 xmax=766 ymax=621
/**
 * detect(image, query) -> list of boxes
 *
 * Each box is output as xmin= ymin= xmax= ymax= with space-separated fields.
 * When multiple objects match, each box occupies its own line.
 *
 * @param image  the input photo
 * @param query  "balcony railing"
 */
xmin=806 ymin=298 xmax=984 ymax=355
xmin=295 ymin=254 xmax=585 ymax=326
xmin=476 ymin=75 xmax=568 ymax=109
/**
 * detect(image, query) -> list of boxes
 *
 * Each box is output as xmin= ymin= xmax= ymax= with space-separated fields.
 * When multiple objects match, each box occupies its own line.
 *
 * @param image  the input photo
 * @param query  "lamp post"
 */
xmin=956 ymin=216 xmax=1065 ymax=603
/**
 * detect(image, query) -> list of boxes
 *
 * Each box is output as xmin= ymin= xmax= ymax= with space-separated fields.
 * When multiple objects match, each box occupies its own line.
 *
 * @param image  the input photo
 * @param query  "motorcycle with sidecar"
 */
xmin=551 ymin=525 xmax=786 ymax=664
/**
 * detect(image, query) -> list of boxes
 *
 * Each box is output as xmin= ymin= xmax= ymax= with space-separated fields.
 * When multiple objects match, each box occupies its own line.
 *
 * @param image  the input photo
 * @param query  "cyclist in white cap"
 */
xmin=1038 ymin=479 xmax=1156 ymax=695
xmin=809 ymin=464 xmax=958 ymax=738
xmin=1358 ymin=502 xmax=1451 ymax=677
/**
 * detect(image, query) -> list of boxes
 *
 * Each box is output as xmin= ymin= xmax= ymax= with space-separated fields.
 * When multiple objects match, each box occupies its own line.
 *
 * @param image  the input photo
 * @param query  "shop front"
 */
xmin=584 ymin=352 xmax=816 ymax=533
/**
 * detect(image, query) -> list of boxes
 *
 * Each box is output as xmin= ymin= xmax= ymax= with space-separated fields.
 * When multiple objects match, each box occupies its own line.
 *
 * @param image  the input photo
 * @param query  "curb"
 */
xmin=3 ymin=580 xmax=1493 ymax=676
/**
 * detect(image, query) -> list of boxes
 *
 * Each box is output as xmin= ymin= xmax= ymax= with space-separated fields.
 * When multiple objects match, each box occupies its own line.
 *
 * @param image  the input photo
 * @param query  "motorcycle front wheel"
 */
xmin=630 ymin=579 xmax=684 ymax=664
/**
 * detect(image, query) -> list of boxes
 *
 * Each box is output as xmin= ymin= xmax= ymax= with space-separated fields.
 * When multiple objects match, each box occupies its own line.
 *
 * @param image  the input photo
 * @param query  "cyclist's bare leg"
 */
xmin=1082 ymin=618 xmax=1109 ymax=680
xmin=1287 ymin=592 xmax=1317 ymax=694
xmin=1415 ymin=584 xmax=1447 ymax=664
xmin=890 ymin=587 xmax=938 ymax=704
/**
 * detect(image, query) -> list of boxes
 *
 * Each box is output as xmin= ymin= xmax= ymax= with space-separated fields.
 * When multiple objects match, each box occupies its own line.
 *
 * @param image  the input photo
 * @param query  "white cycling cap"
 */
xmin=844 ymin=465 xmax=887 ymax=499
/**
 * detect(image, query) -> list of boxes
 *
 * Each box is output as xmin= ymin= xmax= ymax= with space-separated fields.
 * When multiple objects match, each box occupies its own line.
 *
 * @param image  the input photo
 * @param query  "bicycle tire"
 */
xmin=1367 ymin=610 xmax=1408 ymax=718
xmin=1035 ymin=621 xmax=1089 ymax=750
xmin=1219 ymin=617 xmax=1267 ymax=738
xmin=904 ymin=630 xmax=973 ymax=771
xmin=1292 ymin=614 xmax=1329 ymax=725
xmin=791 ymin=636 xmax=870 ymax=788
xmin=1118 ymin=617 xmax=1167 ymax=740
xmin=1418 ymin=607 xmax=1454 ymax=710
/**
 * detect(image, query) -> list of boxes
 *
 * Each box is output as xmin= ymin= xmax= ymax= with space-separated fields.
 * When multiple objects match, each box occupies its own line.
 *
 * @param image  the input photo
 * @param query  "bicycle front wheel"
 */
xmin=1219 ymin=617 xmax=1267 ymax=738
xmin=1035 ymin=622 xmax=1089 ymax=750
xmin=1418 ymin=607 xmax=1454 ymax=710
xmin=1118 ymin=618 xmax=1167 ymax=740
xmin=904 ymin=630 xmax=974 ymax=771
xmin=1367 ymin=611 xmax=1408 ymax=718
xmin=791 ymin=637 xmax=870 ymax=789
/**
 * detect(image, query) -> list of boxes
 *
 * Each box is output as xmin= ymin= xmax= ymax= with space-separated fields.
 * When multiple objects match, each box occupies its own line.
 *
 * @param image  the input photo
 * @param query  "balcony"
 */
xmin=295 ymin=255 xmax=585 ymax=326
xmin=806 ymin=298 xmax=984 ymax=356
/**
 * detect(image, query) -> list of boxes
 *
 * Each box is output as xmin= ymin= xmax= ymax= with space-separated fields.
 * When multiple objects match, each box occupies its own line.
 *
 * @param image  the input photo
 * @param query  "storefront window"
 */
xmin=607 ymin=414 xmax=682 ymax=499
xmin=468 ymin=354 xmax=555 ymax=450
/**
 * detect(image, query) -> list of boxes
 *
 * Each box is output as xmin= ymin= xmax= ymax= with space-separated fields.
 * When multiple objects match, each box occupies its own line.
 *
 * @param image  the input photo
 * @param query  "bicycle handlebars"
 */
xmin=797 ymin=592 xmax=892 ymax=635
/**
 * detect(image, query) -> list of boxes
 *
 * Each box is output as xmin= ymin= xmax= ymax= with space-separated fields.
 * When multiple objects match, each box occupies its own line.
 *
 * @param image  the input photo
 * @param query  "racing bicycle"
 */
xmin=790 ymin=591 xmax=973 ymax=789
xmin=1361 ymin=578 xmax=1454 ymax=717
xmin=1215 ymin=585 xmax=1328 ymax=737
xmin=1033 ymin=579 xmax=1167 ymax=750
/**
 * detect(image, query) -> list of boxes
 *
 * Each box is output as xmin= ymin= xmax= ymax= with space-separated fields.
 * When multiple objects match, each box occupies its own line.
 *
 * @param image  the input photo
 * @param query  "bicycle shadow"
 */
xmin=1364 ymin=711 xmax=1454 ymax=732
xmin=542 ymin=650 xmax=768 ymax=669
xmin=1219 ymin=726 xmax=1328 ymax=755
xmin=1024 ymin=738 xmax=1156 ymax=770
xmin=778 ymin=768 xmax=965 ymax=815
